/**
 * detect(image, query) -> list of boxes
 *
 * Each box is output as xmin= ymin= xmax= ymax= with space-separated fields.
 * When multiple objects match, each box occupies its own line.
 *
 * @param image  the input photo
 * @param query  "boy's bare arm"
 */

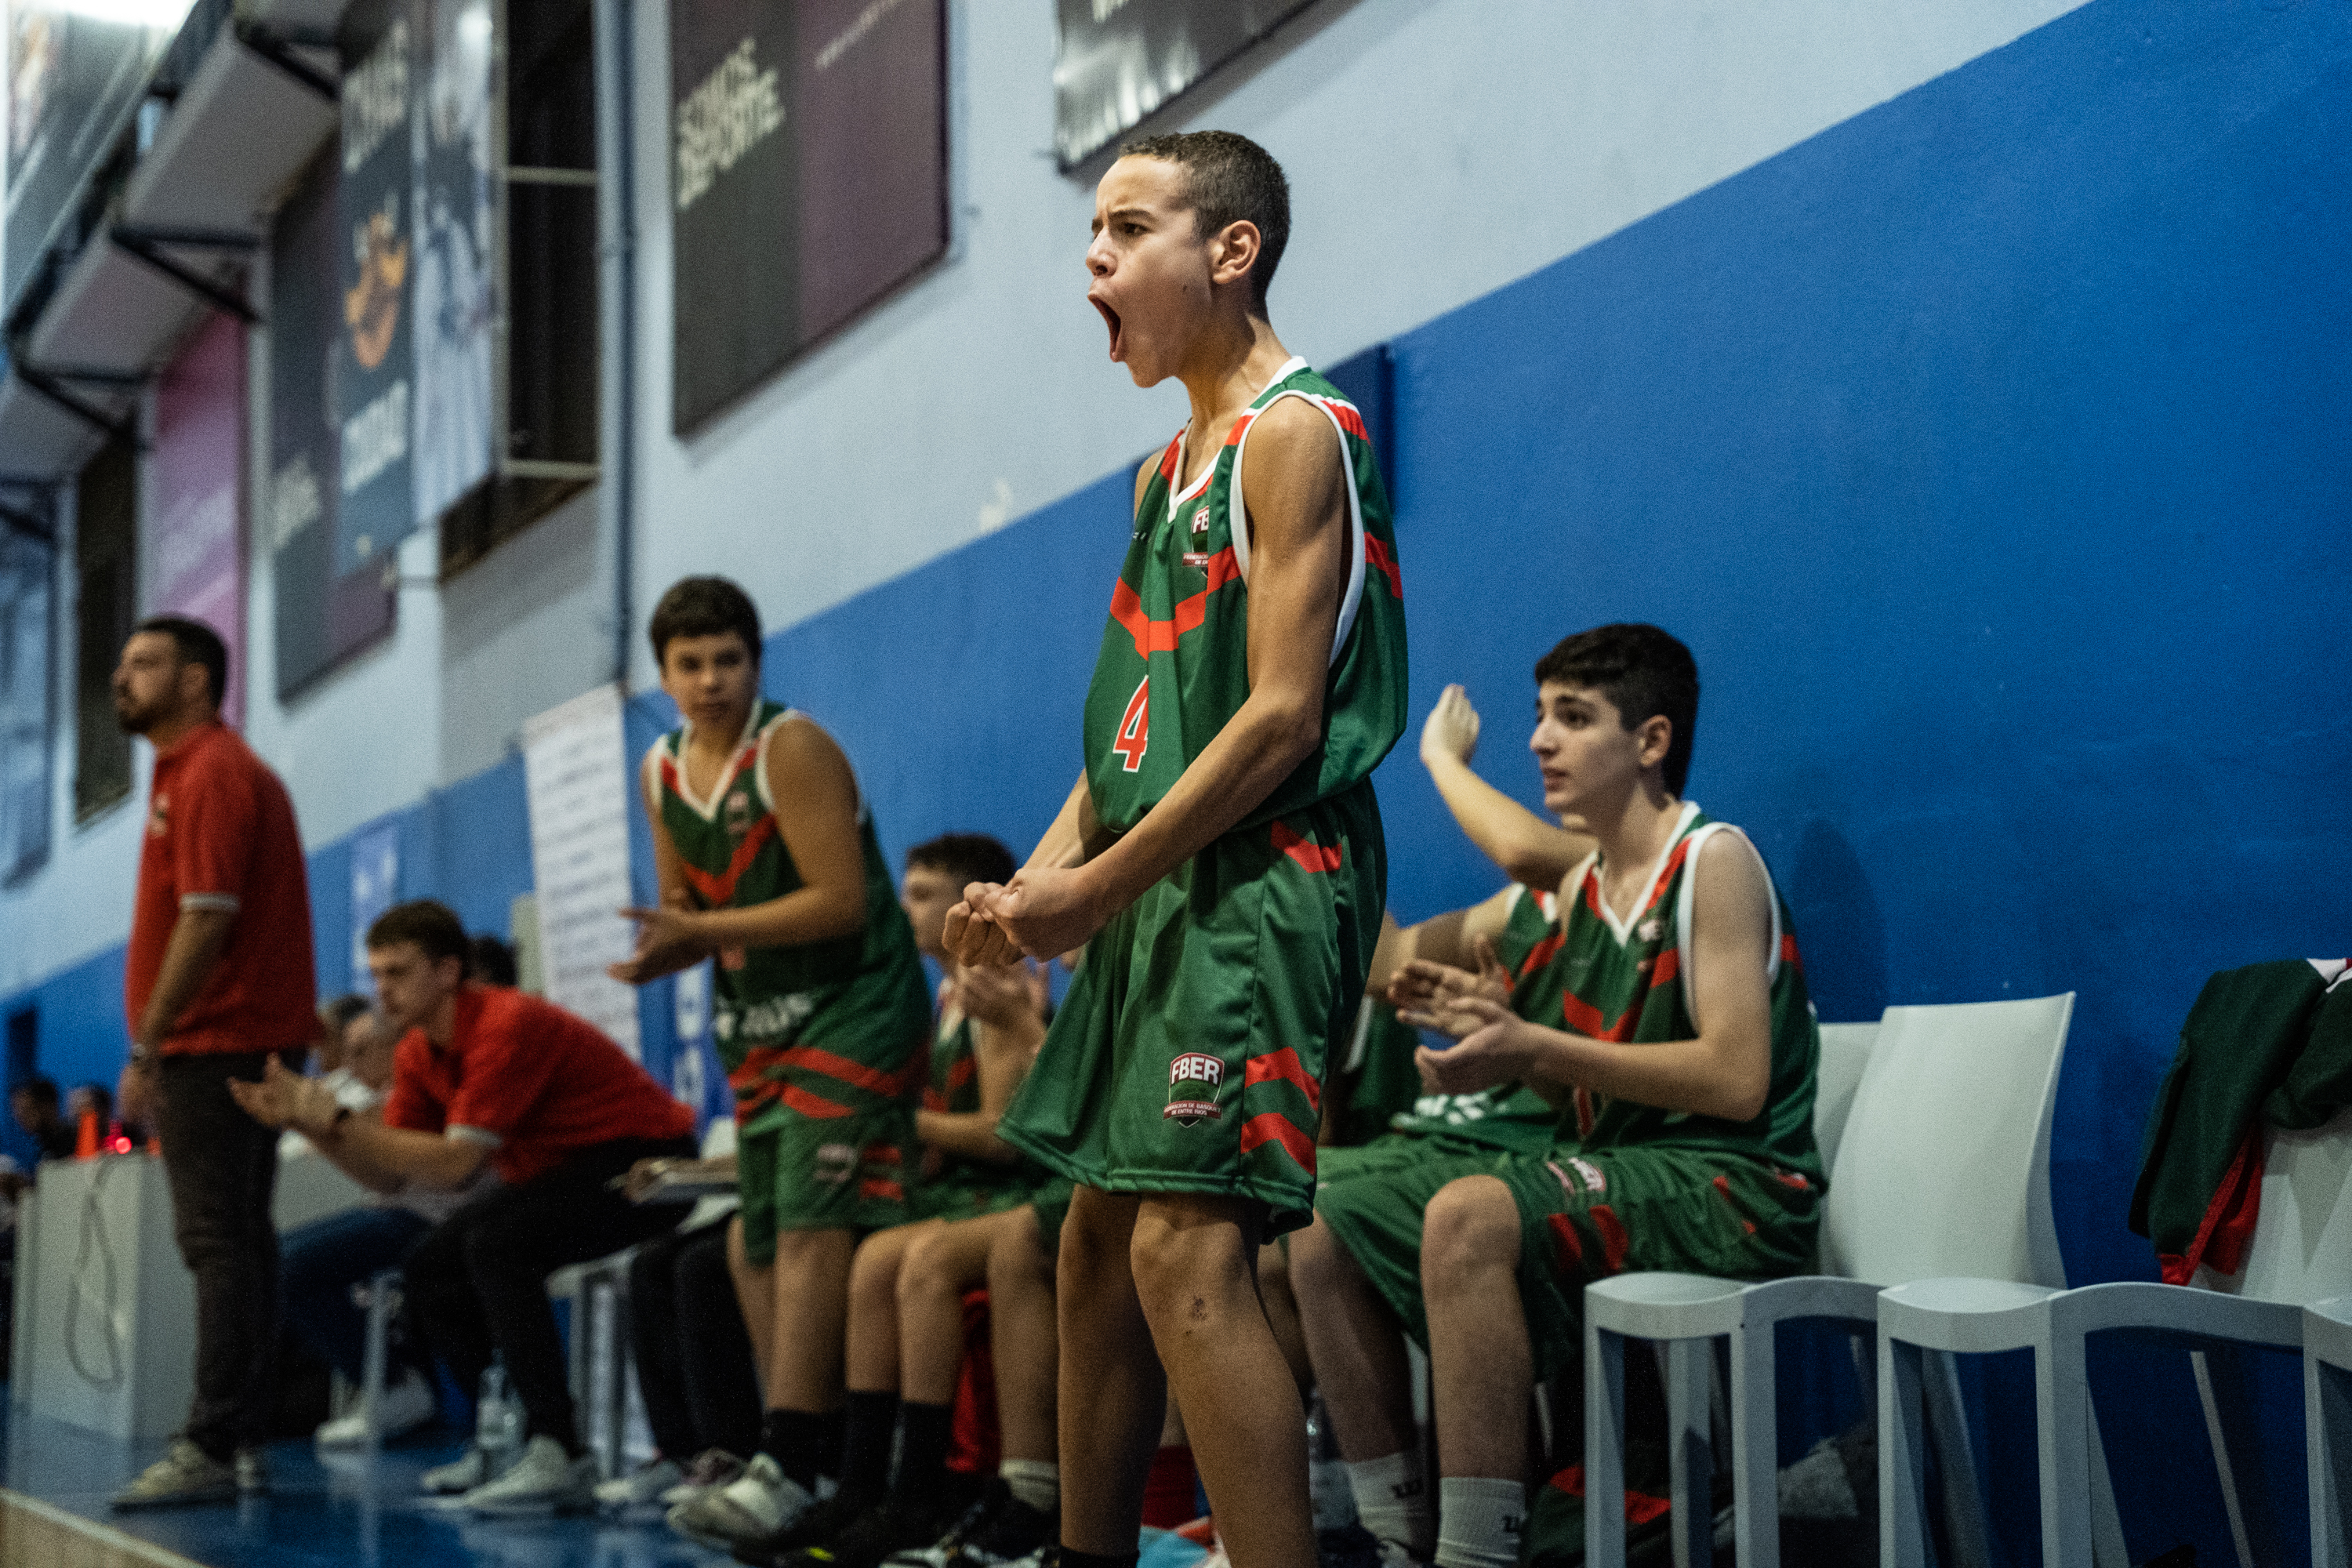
xmin=1410 ymin=833 xmax=1777 ymax=1122
xmin=968 ymin=402 xmax=1348 ymax=960
xmin=1367 ymin=884 xmax=1523 ymax=996
xmin=610 ymin=777 xmax=699 ymax=983
xmin=916 ymin=964 xmax=1046 ymax=1163
xmin=616 ymin=719 xmax=868 ymax=979
xmin=1420 ymin=683 xmax=1593 ymax=889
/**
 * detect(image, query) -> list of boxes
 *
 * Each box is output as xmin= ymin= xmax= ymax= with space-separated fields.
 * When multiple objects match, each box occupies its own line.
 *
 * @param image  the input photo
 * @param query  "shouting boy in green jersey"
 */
xmin=1362 ymin=625 xmax=1824 ymax=1568
xmin=947 ymin=131 xmax=1408 ymax=1568
xmin=611 ymin=577 xmax=932 ymax=1554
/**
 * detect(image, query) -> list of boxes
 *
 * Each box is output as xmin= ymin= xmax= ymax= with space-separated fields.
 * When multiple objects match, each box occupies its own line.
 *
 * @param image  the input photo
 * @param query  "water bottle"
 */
xmin=477 ymin=1358 xmax=523 ymax=1478
xmin=1305 ymin=1388 xmax=1358 ymax=1531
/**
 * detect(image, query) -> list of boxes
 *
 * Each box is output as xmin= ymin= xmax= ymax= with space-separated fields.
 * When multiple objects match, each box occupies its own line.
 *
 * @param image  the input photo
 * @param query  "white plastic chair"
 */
xmin=1891 ymin=1030 xmax=2352 ymax=1567
xmin=1586 ymin=996 xmax=2080 ymax=1568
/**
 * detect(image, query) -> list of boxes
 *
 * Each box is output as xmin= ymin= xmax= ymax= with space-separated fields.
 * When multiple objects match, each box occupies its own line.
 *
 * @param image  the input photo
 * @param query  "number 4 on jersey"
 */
xmin=1112 ymin=677 xmax=1149 ymax=772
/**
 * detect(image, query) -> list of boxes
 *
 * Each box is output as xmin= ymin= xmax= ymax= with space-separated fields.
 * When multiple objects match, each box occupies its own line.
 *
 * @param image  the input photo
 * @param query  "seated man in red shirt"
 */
xmin=232 ymin=899 xmax=697 ymax=1514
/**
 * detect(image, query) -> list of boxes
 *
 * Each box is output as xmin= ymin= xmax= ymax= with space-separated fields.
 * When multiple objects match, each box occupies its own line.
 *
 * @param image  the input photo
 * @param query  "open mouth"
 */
xmin=1092 ymin=296 xmax=1123 ymax=360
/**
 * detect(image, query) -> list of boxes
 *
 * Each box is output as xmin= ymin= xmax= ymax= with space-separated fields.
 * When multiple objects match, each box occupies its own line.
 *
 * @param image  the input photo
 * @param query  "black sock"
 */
xmin=839 ymin=1390 xmax=899 ymax=1501
xmin=891 ymin=1400 xmax=954 ymax=1500
xmin=760 ymin=1408 xmax=837 ymax=1491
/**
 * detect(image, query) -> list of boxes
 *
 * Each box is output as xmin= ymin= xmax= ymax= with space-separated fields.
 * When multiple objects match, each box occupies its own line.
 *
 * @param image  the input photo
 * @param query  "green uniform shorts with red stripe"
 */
xmin=736 ymin=1107 xmax=916 ymax=1263
xmin=997 ymin=781 xmax=1385 ymax=1238
xmin=1318 ymin=1139 xmax=1820 ymax=1380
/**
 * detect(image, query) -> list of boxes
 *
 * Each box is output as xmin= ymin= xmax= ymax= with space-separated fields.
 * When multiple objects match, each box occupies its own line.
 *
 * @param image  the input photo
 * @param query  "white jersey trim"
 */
xmin=1588 ymin=800 xmax=1702 ymax=946
xmin=659 ymin=704 xmax=786 ymax=822
xmin=1671 ymin=821 xmax=1784 ymax=1033
xmin=1225 ymin=362 xmax=1367 ymax=668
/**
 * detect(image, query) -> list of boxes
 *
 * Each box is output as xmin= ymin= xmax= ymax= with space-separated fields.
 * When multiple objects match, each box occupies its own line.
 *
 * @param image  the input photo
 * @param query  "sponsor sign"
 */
xmin=1051 ymin=0 xmax=1316 ymax=169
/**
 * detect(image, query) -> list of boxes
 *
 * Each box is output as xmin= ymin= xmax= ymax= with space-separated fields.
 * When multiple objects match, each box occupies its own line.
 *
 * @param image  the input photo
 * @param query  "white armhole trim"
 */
xmin=1500 ymin=882 xmax=1526 ymax=919
xmin=640 ymin=742 xmax=664 ymax=806
xmin=1342 ymin=995 xmax=1377 ymax=1074
xmin=180 ymin=892 xmax=240 ymax=913
xmin=1226 ymin=388 xmax=1367 ymax=669
xmin=754 ymin=709 xmax=869 ymax=824
xmin=1671 ymin=824 xmax=1782 ymax=1032
xmin=446 ymin=1124 xmax=503 ymax=1149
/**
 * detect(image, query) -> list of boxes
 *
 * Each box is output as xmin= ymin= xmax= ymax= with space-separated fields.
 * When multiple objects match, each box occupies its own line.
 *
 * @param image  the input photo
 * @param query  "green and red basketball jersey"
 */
xmin=1082 ymin=358 xmax=1409 ymax=834
xmin=650 ymin=700 xmax=931 ymax=1132
xmin=1385 ymin=883 xmax=1576 ymax=1154
xmin=918 ymin=1005 xmax=1031 ymax=1201
xmin=1542 ymin=804 xmax=1824 ymax=1182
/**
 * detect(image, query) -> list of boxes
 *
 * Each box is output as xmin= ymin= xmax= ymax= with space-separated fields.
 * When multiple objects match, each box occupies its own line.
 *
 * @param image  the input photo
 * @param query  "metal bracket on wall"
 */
xmin=109 ymin=227 xmax=261 ymax=324
xmin=234 ymin=22 xmax=339 ymax=103
xmin=9 ymin=365 xmax=140 ymax=448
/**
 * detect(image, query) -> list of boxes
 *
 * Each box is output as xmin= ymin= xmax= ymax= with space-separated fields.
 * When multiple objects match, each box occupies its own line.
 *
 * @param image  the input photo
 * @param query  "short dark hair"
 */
xmin=1534 ymin=624 xmax=1700 ymax=797
xmin=470 ymin=933 xmax=519 ymax=988
xmin=13 ymin=1076 xmax=56 ymax=1107
xmin=365 ymin=899 xmax=472 ymax=974
xmin=133 ymin=615 xmax=228 ymax=710
xmin=1120 ymin=130 xmax=1290 ymax=314
xmin=907 ymin=833 xmax=1016 ymax=890
xmin=649 ymin=576 xmax=762 ymax=667
xmin=321 ymin=993 xmax=372 ymax=1033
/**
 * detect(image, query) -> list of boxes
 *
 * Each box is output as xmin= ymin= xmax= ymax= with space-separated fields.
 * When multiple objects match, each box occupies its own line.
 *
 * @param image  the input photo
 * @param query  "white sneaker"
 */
xmin=666 ymin=1452 xmax=818 ymax=1548
xmin=659 ymin=1447 xmax=746 ymax=1506
xmin=420 ymin=1444 xmax=492 ymax=1496
xmin=111 ymin=1439 xmax=238 ymax=1510
xmin=594 ymin=1456 xmax=684 ymax=1508
xmin=317 ymin=1371 xmax=438 ymax=1448
xmin=461 ymin=1434 xmax=598 ymax=1515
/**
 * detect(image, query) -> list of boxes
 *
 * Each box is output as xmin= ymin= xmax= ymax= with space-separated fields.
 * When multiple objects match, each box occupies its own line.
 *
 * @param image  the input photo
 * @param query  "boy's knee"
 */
xmin=898 ymin=1229 xmax=962 ymax=1300
xmin=848 ymin=1232 xmax=903 ymax=1306
xmin=1128 ymin=1198 xmax=1247 ymax=1309
xmin=1421 ymin=1176 xmax=1520 ymax=1289
xmin=1287 ymin=1212 xmax=1352 ymax=1298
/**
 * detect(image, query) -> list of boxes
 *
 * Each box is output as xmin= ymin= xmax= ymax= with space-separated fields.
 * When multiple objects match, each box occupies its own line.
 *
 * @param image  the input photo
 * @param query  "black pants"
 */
xmin=403 ymin=1136 xmax=695 ymax=1450
xmin=629 ymin=1219 xmax=763 ymax=1461
xmin=157 ymin=1050 xmax=304 ymax=1459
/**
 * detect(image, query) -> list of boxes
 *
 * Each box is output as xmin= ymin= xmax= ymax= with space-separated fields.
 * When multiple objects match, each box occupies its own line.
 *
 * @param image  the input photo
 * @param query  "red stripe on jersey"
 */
xmin=1643 ymin=838 xmax=1697 ymax=916
xmin=1222 ymin=410 xmax=1260 ymax=448
xmin=781 ymin=1083 xmax=855 ymax=1119
xmin=1323 ymin=399 xmax=1368 ymax=441
xmin=1780 ymin=933 xmax=1803 ymax=972
xmin=1238 ymin=1112 xmax=1317 ymax=1174
xmin=1157 ymin=434 xmax=1183 ymax=485
xmin=678 ymin=814 xmax=779 ymax=908
xmin=1270 ymin=821 xmax=1343 ymax=873
xmin=923 ymin=1088 xmax=948 ymax=1112
xmin=1363 ymin=533 xmax=1403 ymax=600
xmin=1561 ymin=991 xmax=1642 ymax=1044
xmin=786 ymin=1044 xmax=920 ymax=1100
xmin=1649 ymin=947 xmax=1680 ymax=991
xmin=1516 ymin=929 xmax=1565 ymax=980
xmin=1589 ymin=1204 xmax=1630 ymax=1273
xmin=1581 ymin=872 xmax=1606 ymax=920
xmin=946 ymin=1055 xmax=977 ymax=1094
xmin=1548 ymin=1213 xmax=1583 ymax=1272
xmin=1245 ymin=1047 xmax=1322 ymax=1113
xmin=1109 ymin=548 xmax=1243 ymax=657
xmin=860 ymin=1178 xmax=906 ymax=1202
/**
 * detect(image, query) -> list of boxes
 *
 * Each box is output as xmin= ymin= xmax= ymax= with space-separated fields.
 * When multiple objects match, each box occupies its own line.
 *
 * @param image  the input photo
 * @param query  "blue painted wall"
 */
xmin=0 ymin=2 xmax=2340 ymax=1558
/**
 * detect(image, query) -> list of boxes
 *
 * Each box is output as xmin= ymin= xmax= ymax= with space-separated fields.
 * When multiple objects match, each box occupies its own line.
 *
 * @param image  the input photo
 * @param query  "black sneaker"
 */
xmin=887 ymin=1480 xmax=1010 ymax=1568
xmin=946 ymin=1490 xmax=1055 ymax=1568
xmin=732 ymin=1488 xmax=884 ymax=1567
xmin=768 ymin=1493 xmax=968 ymax=1568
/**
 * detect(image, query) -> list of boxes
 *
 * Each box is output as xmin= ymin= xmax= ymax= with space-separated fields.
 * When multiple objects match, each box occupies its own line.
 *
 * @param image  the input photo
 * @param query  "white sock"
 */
xmin=1348 ymin=1452 xmax=1434 ymax=1558
xmin=1434 ymin=1477 xmax=1524 ymax=1568
xmin=1000 ymin=1457 xmax=1058 ymax=1514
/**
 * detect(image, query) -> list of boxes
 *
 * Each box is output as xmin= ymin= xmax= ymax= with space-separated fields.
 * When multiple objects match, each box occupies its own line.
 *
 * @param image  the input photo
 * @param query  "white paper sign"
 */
xmin=521 ymin=684 xmax=642 ymax=1058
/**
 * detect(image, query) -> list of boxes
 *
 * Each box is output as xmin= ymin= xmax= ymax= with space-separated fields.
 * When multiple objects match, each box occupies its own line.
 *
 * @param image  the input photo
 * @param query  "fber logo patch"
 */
xmin=815 ymin=1143 xmax=858 ymax=1186
xmin=1165 ymin=1052 xmax=1224 ymax=1126
xmin=1191 ymin=506 xmax=1210 ymax=535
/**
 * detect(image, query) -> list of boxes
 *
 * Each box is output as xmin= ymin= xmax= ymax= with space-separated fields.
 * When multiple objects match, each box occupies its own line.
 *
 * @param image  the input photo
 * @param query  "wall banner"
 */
xmin=670 ymin=0 xmax=946 ymax=433
xmin=521 ymin=684 xmax=642 ymax=1058
xmin=336 ymin=8 xmax=419 ymax=573
xmin=3 ymin=2 xmax=176 ymax=314
xmin=1051 ymin=0 xmax=1316 ymax=169
xmin=411 ymin=0 xmax=495 ymax=531
xmin=150 ymin=314 xmax=246 ymax=729
xmin=270 ymin=148 xmax=396 ymax=699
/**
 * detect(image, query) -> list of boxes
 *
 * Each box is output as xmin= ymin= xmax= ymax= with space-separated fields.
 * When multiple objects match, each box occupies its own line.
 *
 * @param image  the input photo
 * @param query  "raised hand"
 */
xmin=957 ymin=957 xmax=1046 ymax=1028
xmin=946 ymin=882 xmax=1021 ymax=967
xmin=1419 ymin=682 xmax=1481 ymax=768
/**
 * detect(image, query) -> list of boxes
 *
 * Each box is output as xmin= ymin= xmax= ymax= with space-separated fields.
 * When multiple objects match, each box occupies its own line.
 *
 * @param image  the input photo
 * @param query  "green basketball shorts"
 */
xmin=1029 ymin=1176 xmax=1076 ymax=1265
xmin=1322 ymin=1140 xmax=1820 ymax=1380
xmin=914 ymin=1164 xmax=1039 ymax=1224
xmin=996 ymin=782 xmax=1385 ymax=1238
xmin=735 ymin=1106 xmax=916 ymax=1264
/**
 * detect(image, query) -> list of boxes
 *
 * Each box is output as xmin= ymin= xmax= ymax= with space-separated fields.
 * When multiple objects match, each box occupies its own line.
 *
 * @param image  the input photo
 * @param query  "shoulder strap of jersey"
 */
xmin=1671 ymin=821 xmax=1784 ymax=1029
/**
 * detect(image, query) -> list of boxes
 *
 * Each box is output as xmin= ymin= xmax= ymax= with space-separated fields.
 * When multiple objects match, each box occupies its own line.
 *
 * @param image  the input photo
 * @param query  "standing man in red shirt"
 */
xmin=232 ymin=899 xmax=700 ymax=1515
xmin=108 ymin=617 xmax=318 ymax=1508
